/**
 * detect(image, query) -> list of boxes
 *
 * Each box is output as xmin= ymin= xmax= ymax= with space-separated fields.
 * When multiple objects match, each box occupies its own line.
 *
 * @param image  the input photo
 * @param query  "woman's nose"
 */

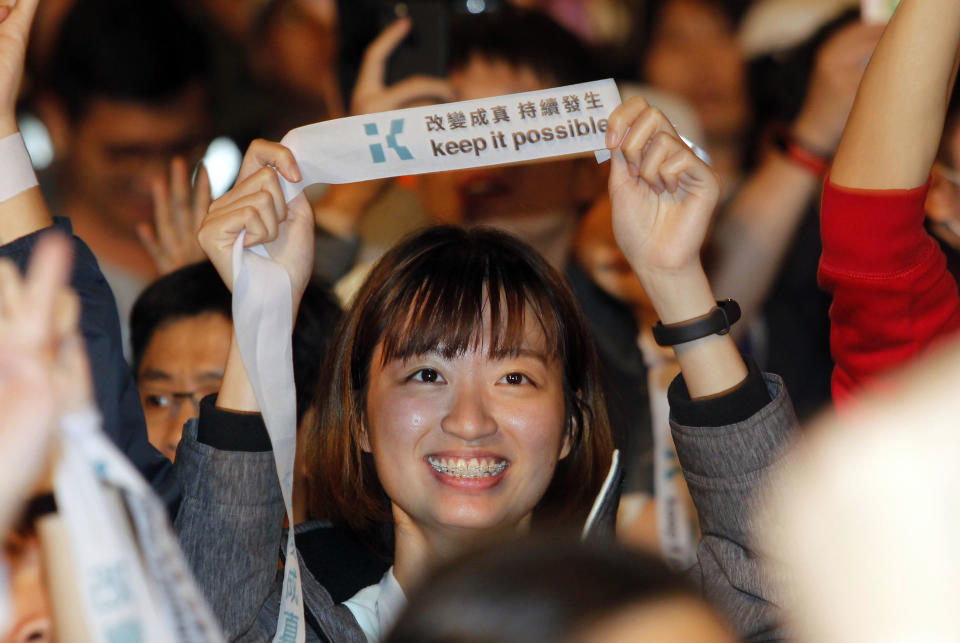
xmin=440 ymin=387 xmax=497 ymax=441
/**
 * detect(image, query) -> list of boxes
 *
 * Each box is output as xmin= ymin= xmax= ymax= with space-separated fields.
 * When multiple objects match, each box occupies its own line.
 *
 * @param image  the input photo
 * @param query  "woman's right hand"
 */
xmin=0 ymin=0 xmax=40 ymax=136
xmin=197 ymin=139 xmax=315 ymax=310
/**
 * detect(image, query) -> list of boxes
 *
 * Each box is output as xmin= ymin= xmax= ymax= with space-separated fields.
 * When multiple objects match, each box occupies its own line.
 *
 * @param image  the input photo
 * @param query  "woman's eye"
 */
xmin=145 ymin=394 xmax=172 ymax=408
xmin=500 ymin=372 xmax=530 ymax=386
xmin=410 ymin=368 xmax=444 ymax=384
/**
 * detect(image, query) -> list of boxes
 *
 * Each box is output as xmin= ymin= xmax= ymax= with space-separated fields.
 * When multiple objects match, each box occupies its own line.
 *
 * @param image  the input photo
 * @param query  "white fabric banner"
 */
xmin=277 ymin=79 xmax=621 ymax=201
xmin=231 ymin=235 xmax=305 ymax=643
xmin=0 ymin=133 xmax=38 ymax=203
xmin=53 ymin=407 xmax=225 ymax=643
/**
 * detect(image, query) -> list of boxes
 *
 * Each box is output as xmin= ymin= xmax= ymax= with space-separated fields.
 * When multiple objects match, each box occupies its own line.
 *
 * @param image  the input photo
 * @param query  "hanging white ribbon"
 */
xmin=53 ymin=406 xmax=225 ymax=643
xmin=231 ymin=235 xmax=305 ymax=643
xmin=0 ymin=133 xmax=38 ymax=203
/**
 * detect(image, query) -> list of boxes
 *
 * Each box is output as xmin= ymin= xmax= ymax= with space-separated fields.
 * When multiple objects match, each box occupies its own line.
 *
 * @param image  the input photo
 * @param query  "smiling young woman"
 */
xmin=176 ymin=93 xmax=789 ymax=641
xmin=306 ymin=227 xmax=614 ymax=551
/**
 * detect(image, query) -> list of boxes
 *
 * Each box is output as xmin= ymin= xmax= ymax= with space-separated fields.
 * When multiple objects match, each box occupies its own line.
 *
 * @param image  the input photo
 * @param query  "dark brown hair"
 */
xmin=387 ymin=537 xmax=711 ymax=643
xmin=305 ymin=226 xmax=613 ymax=534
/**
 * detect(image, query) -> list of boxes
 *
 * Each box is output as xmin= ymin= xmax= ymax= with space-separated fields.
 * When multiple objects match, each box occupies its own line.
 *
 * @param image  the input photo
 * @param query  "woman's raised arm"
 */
xmin=831 ymin=0 xmax=960 ymax=189
xmin=196 ymin=139 xmax=314 ymax=413
xmin=606 ymin=97 xmax=746 ymax=398
xmin=821 ymin=0 xmax=960 ymax=401
xmin=0 ymin=0 xmax=52 ymax=243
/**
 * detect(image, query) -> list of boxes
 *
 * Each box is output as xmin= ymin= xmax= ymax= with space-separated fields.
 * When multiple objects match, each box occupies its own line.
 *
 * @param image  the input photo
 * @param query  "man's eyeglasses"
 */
xmin=141 ymin=391 xmax=205 ymax=418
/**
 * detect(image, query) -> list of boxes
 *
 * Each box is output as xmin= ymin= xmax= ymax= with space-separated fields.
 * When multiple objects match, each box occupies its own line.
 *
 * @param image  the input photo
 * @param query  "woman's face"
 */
xmin=362 ymin=313 xmax=570 ymax=535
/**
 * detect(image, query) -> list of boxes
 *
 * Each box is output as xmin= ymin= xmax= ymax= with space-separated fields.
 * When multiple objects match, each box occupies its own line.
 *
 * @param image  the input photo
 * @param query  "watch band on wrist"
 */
xmin=773 ymin=128 xmax=831 ymax=177
xmin=652 ymin=299 xmax=742 ymax=347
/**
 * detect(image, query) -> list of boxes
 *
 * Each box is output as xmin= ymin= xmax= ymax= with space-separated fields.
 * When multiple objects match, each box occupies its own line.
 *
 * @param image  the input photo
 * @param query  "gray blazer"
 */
xmin=174 ymin=373 xmax=794 ymax=642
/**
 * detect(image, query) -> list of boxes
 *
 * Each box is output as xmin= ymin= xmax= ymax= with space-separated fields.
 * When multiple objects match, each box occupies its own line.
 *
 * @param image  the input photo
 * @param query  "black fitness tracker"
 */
xmin=652 ymin=299 xmax=741 ymax=347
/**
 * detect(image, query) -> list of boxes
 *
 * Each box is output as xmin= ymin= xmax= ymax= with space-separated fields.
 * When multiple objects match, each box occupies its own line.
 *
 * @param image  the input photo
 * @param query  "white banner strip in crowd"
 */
xmin=277 ymin=78 xmax=622 ymax=201
xmin=0 ymin=133 xmax=38 ymax=203
xmin=231 ymin=236 xmax=305 ymax=643
xmin=54 ymin=407 xmax=225 ymax=643
xmin=233 ymin=79 xmax=623 ymax=643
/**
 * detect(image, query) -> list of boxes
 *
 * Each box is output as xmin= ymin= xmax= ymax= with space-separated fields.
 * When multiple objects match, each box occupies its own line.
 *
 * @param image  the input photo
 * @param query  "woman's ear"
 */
xmin=359 ymin=418 xmax=372 ymax=453
xmin=560 ymin=398 xmax=584 ymax=461
xmin=559 ymin=430 xmax=573 ymax=460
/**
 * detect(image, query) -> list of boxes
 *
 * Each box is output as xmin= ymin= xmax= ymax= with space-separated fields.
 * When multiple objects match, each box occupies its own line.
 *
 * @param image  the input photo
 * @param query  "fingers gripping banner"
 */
xmin=233 ymin=80 xmax=623 ymax=643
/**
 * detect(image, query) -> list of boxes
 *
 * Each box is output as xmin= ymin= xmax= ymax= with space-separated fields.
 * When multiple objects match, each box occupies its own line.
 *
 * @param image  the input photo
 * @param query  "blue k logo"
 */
xmin=364 ymin=119 xmax=414 ymax=163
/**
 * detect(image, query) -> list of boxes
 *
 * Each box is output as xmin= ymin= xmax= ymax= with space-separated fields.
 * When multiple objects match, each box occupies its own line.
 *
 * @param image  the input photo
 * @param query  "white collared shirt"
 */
xmin=343 ymin=566 xmax=407 ymax=642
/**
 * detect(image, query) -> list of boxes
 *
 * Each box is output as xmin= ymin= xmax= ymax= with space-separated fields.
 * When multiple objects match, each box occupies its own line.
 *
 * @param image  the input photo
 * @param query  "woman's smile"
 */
xmin=425 ymin=453 xmax=511 ymax=489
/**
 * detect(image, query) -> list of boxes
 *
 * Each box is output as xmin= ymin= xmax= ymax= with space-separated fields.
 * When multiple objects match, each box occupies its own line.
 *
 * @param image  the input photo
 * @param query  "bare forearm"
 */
xmin=0 ymin=116 xmax=53 ymax=243
xmin=641 ymin=267 xmax=748 ymax=399
xmin=215 ymin=335 xmax=260 ymax=412
xmin=711 ymin=153 xmax=820 ymax=326
xmin=832 ymin=0 xmax=960 ymax=189
xmin=0 ymin=186 xmax=54 ymax=245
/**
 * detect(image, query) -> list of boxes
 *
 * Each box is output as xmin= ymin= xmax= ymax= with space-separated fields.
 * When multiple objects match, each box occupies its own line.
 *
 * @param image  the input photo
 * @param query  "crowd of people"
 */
xmin=2 ymin=0 xmax=960 ymax=640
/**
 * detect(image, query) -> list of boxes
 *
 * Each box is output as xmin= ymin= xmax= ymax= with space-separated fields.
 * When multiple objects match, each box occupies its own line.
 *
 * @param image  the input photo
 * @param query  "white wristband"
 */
xmin=0 ymin=132 xmax=38 ymax=204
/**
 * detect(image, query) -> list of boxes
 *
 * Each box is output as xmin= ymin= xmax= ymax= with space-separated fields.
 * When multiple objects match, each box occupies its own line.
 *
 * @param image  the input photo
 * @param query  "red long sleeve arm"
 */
xmin=818 ymin=178 xmax=960 ymax=404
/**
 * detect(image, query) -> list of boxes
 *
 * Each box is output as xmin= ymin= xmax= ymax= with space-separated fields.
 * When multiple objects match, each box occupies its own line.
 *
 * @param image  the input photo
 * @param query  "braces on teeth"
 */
xmin=427 ymin=457 xmax=509 ymax=478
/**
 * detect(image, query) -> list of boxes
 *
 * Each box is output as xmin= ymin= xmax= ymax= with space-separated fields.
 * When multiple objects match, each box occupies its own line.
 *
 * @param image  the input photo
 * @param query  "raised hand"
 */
xmin=607 ymin=97 xmax=746 ymax=397
xmin=0 ymin=232 xmax=91 ymax=529
xmin=0 ymin=0 xmax=40 ymax=135
xmin=606 ymin=97 xmax=720 ymax=294
xmin=792 ymin=22 xmax=884 ymax=155
xmin=312 ymin=18 xmax=457 ymax=236
xmin=138 ymin=157 xmax=211 ymax=275
xmin=197 ymin=139 xmax=314 ymax=310
xmin=351 ymin=17 xmax=454 ymax=116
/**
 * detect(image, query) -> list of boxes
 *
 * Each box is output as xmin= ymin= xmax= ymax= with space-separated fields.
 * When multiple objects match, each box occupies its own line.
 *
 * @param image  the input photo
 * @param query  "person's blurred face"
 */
xmin=200 ymin=0 xmax=264 ymax=40
xmin=417 ymin=56 xmax=598 ymax=232
xmin=575 ymin=195 xmax=651 ymax=311
xmin=2 ymin=532 xmax=51 ymax=643
xmin=642 ymin=0 xmax=747 ymax=141
xmin=137 ymin=312 xmax=231 ymax=460
xmin=573 ymin=596 xmax=737 ymax=643
xmin=262 ymin=0 xmax=339 ymax=104
xmin=362 ymin=308 xmax=570 ymax=536
xmin=64 ymin=87 xmax=209 ymax=238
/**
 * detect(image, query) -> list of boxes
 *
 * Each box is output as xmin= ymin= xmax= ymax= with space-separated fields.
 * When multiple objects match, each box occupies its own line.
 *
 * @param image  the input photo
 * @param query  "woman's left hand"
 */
xmin=606 ymin=97 xmax=720 ymax=285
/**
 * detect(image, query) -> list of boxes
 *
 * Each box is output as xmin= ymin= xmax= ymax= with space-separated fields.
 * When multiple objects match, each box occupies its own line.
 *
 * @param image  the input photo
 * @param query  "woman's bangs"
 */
xmin=377 ymin=253 xmax=565 ymax=365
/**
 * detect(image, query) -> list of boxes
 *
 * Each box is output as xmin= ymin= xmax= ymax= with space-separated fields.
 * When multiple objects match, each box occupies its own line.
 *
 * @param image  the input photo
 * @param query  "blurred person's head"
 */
xmin=306 ymin=226 xmax=614 ymax=545
xmin=43 ymin=0 xmax=211 ymax=237
xmin=1 ymin=499 xmax=58 ymax=643
xmin=198 ymin=0 xmax=269 ymax=41
xmin=575 ymin=194 xmax=652 ymax=317
xmin=131 ymin=263 xmax=232 ymax=460
xmin=132 ymin=263 xmax=342 ymax=460
xmin=639 ymin=0 xmax=749 ymax=144
xmin=415 ymin=10 xmax=606 ymax=269
xmin=387 ymin=538 xmax=736 ymax=643
xmin=2 ymin=532 xmax=50 ymax=643
xmin=249 ymin=0 xmax=343 ymax=118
